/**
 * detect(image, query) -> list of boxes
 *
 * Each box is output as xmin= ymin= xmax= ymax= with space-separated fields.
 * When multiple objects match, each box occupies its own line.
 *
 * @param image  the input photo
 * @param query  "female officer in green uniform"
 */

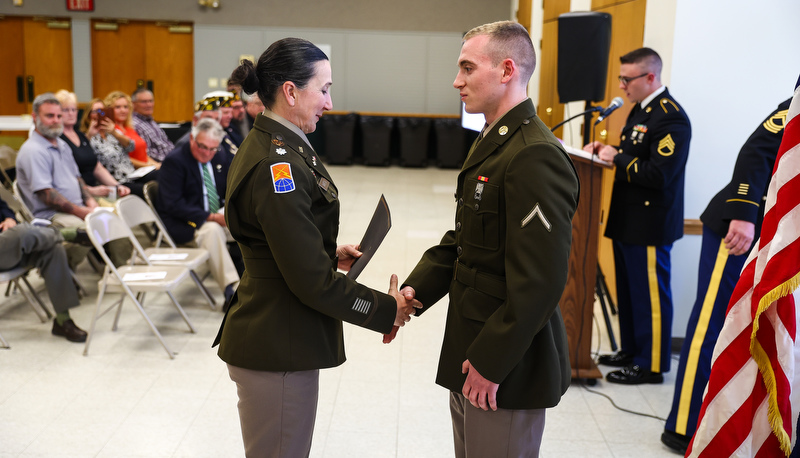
xmin=214 ymin=38 xmax=419 ymax=457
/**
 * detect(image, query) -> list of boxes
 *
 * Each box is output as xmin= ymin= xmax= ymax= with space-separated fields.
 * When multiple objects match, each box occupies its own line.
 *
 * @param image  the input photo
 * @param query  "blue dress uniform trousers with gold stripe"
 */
xmin=605 ymin=88 xmax=691 ymax=375
xmin=665 ymin=98 xmax=790 ymax=440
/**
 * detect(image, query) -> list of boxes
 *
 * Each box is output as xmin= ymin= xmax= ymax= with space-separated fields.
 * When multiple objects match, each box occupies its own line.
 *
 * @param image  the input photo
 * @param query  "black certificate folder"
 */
xmin=347 ymin=194 xmax=391 ymax=280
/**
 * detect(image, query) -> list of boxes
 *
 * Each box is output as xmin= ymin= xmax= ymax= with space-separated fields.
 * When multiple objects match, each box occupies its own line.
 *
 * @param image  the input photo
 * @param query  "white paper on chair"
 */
xmin=148 ymin=253 xmax=189 ymax=261
xmin=127 ymin=165 xmax=157 ymax=180
xmin=122 ymin=271 xmax=167 ymax=281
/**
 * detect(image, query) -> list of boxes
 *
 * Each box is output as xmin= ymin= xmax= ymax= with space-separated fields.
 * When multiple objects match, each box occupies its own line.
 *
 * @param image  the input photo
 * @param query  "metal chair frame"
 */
xmin=83 ymin=210 xmax=196 ymax=359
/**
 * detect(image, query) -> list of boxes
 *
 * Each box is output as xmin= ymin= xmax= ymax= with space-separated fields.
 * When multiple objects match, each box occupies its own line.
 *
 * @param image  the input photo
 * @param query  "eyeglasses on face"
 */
xmin=195 ymin=141 xmax=219 ymax=153
xmin=618 ymin=73 xmax=650 ymax=86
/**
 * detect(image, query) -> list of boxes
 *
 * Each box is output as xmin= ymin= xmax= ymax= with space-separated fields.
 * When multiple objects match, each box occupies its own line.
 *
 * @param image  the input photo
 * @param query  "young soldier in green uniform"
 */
xmin=398 ymin=21 xmax=580 ymax=457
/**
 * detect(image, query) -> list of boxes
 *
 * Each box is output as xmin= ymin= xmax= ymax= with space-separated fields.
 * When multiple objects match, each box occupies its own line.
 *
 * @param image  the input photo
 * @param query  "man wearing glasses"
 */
xmin=132 ymin=88 xmax=175 ymax=162
xmin=583 ymin=47 xmax=692 ymax=385
xmin=156 ymin=117 xmax=240 ymax=304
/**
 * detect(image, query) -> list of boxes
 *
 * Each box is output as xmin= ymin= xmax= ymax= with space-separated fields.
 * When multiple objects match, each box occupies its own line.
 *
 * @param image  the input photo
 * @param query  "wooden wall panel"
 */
xmin=543 ymin=0 xmax=571 ymax=22
xmin=537 ymin=21 xmax=564 ymax=137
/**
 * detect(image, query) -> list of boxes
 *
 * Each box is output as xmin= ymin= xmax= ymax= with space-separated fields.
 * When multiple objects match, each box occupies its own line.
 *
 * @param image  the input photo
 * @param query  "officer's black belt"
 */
xmin=454 ymin=261 xmax=506 ymax=300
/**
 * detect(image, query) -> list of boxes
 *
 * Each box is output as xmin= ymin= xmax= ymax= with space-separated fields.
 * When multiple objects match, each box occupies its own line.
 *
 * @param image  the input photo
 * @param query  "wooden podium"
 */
xmin=560 ymin=145 xmax=612 ymax=380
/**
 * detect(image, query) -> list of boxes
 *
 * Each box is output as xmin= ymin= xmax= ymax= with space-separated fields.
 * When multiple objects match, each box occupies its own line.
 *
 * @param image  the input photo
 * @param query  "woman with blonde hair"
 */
xmin=103 ymin=91 xmax=160 ymax=170
xmin=84 ymin=96 xmax=158 ymax=198
xmin=55 ymin=90 xmax=130 ymax=200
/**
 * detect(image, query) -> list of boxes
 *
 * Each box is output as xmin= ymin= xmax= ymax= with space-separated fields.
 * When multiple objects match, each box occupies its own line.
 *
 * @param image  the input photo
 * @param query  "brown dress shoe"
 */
xmin=52 ymin=319 xmax=88 ymax=343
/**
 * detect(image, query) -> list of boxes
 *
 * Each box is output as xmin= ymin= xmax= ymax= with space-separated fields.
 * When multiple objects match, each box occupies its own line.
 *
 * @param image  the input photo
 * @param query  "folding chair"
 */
xmin=11 ymin=180 xmax=34 ymax=222
xmin=143 ymin=180 xmax=159 ymax=212
xmin=0 ymin=265 xmax=54 ymax=348
xmin=115 ymin=195 xmax=217 ymax=310
xmin=11 ymin=181 xmax=91 ymax=294
xmin=83 ymin=210 xmax=196 ymax=359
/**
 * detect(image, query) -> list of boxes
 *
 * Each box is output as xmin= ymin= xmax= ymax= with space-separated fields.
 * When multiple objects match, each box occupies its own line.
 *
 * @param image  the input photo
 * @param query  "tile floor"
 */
xmin=0 ymin=165 xmax=682 ymax=457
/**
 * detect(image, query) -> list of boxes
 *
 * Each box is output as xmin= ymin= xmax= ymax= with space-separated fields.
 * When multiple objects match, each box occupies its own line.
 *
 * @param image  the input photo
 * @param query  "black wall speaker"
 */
xmin=557 ymin=12 xmax=612 ymax=103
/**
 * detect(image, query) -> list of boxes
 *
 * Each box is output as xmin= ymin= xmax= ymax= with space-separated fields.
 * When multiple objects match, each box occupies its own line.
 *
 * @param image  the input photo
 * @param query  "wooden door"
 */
xmin=0 ymin=17 xmax=26 ymax=116
xmin=0 ymin=16 xmax=73 ymax=115
xmin=91 ymin=20 xmax=147 ymax=100
xmin=144 ymin=23 xmax=194 ymax=123
xmin=23 ymin=19 xmax=74 ymax=103
xmin=91 ymin=20 xmax=193 ymax=123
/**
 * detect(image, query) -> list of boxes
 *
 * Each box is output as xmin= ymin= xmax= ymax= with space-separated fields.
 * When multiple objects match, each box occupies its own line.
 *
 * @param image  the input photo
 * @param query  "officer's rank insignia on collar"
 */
xmin=763 ymin=109 xmax=789 ymax=134
xmin=276 ymin=148 xmax=287 ymax=155
xmin=521 ymin=203 xmax=551 ymax=232
xmin=657 ymin=134 xmax=676 ymax=156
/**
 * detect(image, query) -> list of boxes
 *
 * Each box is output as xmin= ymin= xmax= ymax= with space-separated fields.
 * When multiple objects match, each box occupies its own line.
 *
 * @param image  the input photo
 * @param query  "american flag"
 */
xmin=688 ymin=79 xmax=800 ymax=457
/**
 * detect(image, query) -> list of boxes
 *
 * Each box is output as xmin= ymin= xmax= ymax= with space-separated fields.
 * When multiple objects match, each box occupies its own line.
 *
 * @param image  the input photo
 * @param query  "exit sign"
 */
xmin=66 ymin=0 xmax=94 ymax=11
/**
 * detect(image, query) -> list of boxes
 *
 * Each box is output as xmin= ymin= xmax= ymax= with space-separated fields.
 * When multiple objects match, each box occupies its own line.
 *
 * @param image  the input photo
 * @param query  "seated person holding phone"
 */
xmin=83 ymin=98 xmax=158 ymax=199
xmin=55 ymin=90 xmax=131 ymax=202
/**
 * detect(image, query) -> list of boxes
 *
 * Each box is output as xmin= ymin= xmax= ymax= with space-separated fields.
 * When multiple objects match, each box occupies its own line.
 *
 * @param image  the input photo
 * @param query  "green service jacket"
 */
xmin=215 ymin=113 xmax=396 ymax=371
xmin=404 ymin=99 xmax=580 ymax=410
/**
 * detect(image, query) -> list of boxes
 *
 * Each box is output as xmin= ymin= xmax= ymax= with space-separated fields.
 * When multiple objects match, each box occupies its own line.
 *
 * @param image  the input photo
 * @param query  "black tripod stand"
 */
xmin=595 ymin=262 xmax=617 ymax=351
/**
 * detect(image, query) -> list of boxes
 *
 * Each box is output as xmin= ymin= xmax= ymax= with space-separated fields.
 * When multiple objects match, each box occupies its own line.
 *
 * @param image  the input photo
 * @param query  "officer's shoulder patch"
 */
xmin=659 ymin=98 xmax=681 ymax=114
xmin=270 ymin=162 xmax=295 ymax=193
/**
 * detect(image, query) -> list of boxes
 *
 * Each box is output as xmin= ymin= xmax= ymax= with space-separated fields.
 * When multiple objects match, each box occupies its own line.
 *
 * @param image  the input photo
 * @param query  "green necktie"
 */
xmin=202 ymin=164 xmax=220 ymax=214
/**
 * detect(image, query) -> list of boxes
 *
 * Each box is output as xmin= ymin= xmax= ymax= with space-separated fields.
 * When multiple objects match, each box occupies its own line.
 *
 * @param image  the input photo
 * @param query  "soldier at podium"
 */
xmin=660 ymin=98 xmax=791 ymax=454
xmin=584 ymin=47 xmax=691 ymax=385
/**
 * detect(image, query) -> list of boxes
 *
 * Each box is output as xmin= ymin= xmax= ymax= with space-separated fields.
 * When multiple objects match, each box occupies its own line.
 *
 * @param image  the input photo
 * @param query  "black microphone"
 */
xmin=595 ymin=97 xmax=624 ymax=124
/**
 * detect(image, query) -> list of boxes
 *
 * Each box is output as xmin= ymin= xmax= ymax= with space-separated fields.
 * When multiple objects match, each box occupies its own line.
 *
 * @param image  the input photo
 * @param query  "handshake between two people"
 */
xmin=336 ymin=244 xmax=422 ymax=342
xmin=385 ymin=276 xmax=420 ymax=344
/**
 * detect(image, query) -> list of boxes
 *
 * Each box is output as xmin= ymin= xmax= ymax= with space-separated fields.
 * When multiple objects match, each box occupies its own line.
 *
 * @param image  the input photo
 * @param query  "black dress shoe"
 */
xmin=606 ymin=365 xmax=663 ymax=385
xmin=52 ymin=319 xmax=88 ymax=343
xmin=597 ymin=351 xmax=634 ymax=367
xmin=661 ymin=429 xmax=690 ymax=455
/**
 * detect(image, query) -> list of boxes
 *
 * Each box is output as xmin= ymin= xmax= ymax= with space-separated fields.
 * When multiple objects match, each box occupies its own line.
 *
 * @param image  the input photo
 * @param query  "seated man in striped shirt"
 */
xmin=132 ymin=88 xmax=175 ymax=162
